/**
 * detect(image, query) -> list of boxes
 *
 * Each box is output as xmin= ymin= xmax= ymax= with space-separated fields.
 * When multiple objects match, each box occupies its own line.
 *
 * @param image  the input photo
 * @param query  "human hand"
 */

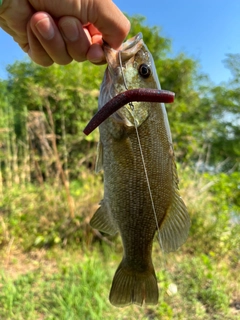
xmin=0 ymin=0 xmax=130 ymax=66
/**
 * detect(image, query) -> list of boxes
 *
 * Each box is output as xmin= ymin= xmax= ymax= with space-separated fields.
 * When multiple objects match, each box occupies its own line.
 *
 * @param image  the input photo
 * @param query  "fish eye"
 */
xmin=138 ymin=64 xmax=151 ymax=78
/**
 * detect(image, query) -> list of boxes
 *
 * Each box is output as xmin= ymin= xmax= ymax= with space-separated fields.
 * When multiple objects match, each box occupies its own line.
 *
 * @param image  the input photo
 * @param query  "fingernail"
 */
xmin=35 ymin=17 xmax=54 ymax=40
xmin=60 ymin=20 xmax=79 ymax=42
xmin=89 ymin=56 xmax=105 ymax=64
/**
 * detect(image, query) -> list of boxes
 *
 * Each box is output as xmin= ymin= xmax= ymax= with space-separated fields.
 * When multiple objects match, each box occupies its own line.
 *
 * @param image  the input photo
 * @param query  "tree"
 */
xmin=1 ymin=15 xmax=239 ymax=180
xmin=3 ymin=61 xmax=105 ymax=180
xmin=206 ymin=54 xmax=240 ymax=171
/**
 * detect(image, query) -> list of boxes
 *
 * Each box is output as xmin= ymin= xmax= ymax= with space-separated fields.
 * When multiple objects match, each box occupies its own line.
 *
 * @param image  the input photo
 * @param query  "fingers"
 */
xmin=83 ymin=24 xmax=106 ymax=64
xmin=29 ymin=12 xmax=72 ymax=66
xmin=58 ymin=16 xmax=98 ymax=63
xmin=29 ymin=0 xmax=130 ymax=57
xmin=2 ymin=0 xmax=130 ymax=66
xmin=28 ymin=13 xmax=106 ymax=66
xmin=27 ymin=21 xmax=54 ymax=66
xmin=86 ymin=43 xmax=106 ymax=65
xmin=89 ymin=0 xmax=131 ymax=49
xmin=1 ymin=0 xmax=130 ymax=66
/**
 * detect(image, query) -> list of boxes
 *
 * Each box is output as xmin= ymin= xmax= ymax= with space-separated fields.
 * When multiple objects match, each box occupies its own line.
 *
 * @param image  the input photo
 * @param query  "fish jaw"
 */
xmin=101 ymin=32 xmax=159 ymax=129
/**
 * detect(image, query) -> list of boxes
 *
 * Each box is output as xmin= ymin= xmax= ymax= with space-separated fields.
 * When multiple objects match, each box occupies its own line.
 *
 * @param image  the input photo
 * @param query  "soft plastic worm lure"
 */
xmin=83 ymin=88 xmax=175 ymax=135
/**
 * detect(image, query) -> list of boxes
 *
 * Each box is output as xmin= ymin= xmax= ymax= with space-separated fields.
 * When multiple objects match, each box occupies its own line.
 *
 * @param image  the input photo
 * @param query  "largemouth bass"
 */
xmin=89 ymin=33 xmax=190 ymax=307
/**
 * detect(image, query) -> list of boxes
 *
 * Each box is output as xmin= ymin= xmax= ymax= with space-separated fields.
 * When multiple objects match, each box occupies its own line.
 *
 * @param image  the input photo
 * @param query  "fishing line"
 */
xmin=118 ymin=51 xmax=165 ymax=255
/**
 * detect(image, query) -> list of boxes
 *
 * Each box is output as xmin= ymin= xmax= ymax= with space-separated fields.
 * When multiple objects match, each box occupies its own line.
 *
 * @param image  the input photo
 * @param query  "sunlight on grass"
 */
xmin=0 ymin=169 xmax=239 ymax=319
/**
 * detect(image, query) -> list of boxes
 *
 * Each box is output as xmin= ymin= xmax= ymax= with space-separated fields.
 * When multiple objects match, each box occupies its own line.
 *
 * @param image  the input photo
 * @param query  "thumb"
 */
xmin=85 ymin=0 xmax=130 ymax=49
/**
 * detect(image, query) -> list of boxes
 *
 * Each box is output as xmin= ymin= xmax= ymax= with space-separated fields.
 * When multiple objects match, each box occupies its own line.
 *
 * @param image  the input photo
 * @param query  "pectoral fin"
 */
xmin=159 ymin=156 xmax=191 ymax=252
xmin=90 ymin=200 xmax=118 ymax=235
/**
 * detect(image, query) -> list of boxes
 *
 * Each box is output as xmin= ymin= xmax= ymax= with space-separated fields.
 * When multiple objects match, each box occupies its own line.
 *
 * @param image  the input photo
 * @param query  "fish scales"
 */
xmin=90 ymin=33 xmax=190 ymax=307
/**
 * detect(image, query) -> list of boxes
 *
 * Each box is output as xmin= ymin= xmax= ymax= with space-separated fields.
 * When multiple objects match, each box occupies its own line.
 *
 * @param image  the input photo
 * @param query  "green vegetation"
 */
xmin=0 ymin=16 xmax=239 ymax=319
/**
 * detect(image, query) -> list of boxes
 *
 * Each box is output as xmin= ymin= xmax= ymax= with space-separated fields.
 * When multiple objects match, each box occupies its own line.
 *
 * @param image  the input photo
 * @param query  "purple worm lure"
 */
xmin=83 ymin=88 xmax=175 ymax=135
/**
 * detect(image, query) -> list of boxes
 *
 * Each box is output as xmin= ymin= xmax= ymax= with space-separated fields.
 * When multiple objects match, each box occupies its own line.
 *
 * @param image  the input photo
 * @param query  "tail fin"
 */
xmin=109 ymin=260 xmax=159 ymax=307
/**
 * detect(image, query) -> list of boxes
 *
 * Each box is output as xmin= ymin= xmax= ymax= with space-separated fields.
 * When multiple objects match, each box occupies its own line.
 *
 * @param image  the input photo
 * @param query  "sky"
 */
xmin=0 ymin=0 xmax=240 ymax=83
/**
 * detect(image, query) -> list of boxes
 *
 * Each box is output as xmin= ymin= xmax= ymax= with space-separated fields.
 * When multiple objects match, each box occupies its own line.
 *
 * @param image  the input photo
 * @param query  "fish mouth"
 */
xmin=103 ymin=33 xmax=144 ymax=69
xmin=120 ymin=32 xmax=143 ymax=51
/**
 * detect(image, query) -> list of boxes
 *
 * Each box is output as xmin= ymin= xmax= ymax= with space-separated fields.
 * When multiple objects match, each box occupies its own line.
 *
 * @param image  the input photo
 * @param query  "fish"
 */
xmin=88 ymin=33 xmax=190 ymax=307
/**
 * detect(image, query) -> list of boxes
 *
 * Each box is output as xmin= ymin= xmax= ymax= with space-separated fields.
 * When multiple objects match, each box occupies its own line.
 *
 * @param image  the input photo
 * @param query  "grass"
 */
xmin=1 ymin=249 xmax=110 ymax=320
xmin=0 ymin=244 xmax=239 ymax=319
xmin=0 ymin=169 xmax=240 ymax=319
xmin=0 ymin=247 xmax=160 ymax=320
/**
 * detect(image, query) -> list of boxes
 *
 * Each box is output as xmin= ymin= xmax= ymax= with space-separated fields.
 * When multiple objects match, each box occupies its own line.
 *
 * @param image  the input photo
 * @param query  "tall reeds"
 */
xmin=0 ymin=98 xmax=75 ymax=218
